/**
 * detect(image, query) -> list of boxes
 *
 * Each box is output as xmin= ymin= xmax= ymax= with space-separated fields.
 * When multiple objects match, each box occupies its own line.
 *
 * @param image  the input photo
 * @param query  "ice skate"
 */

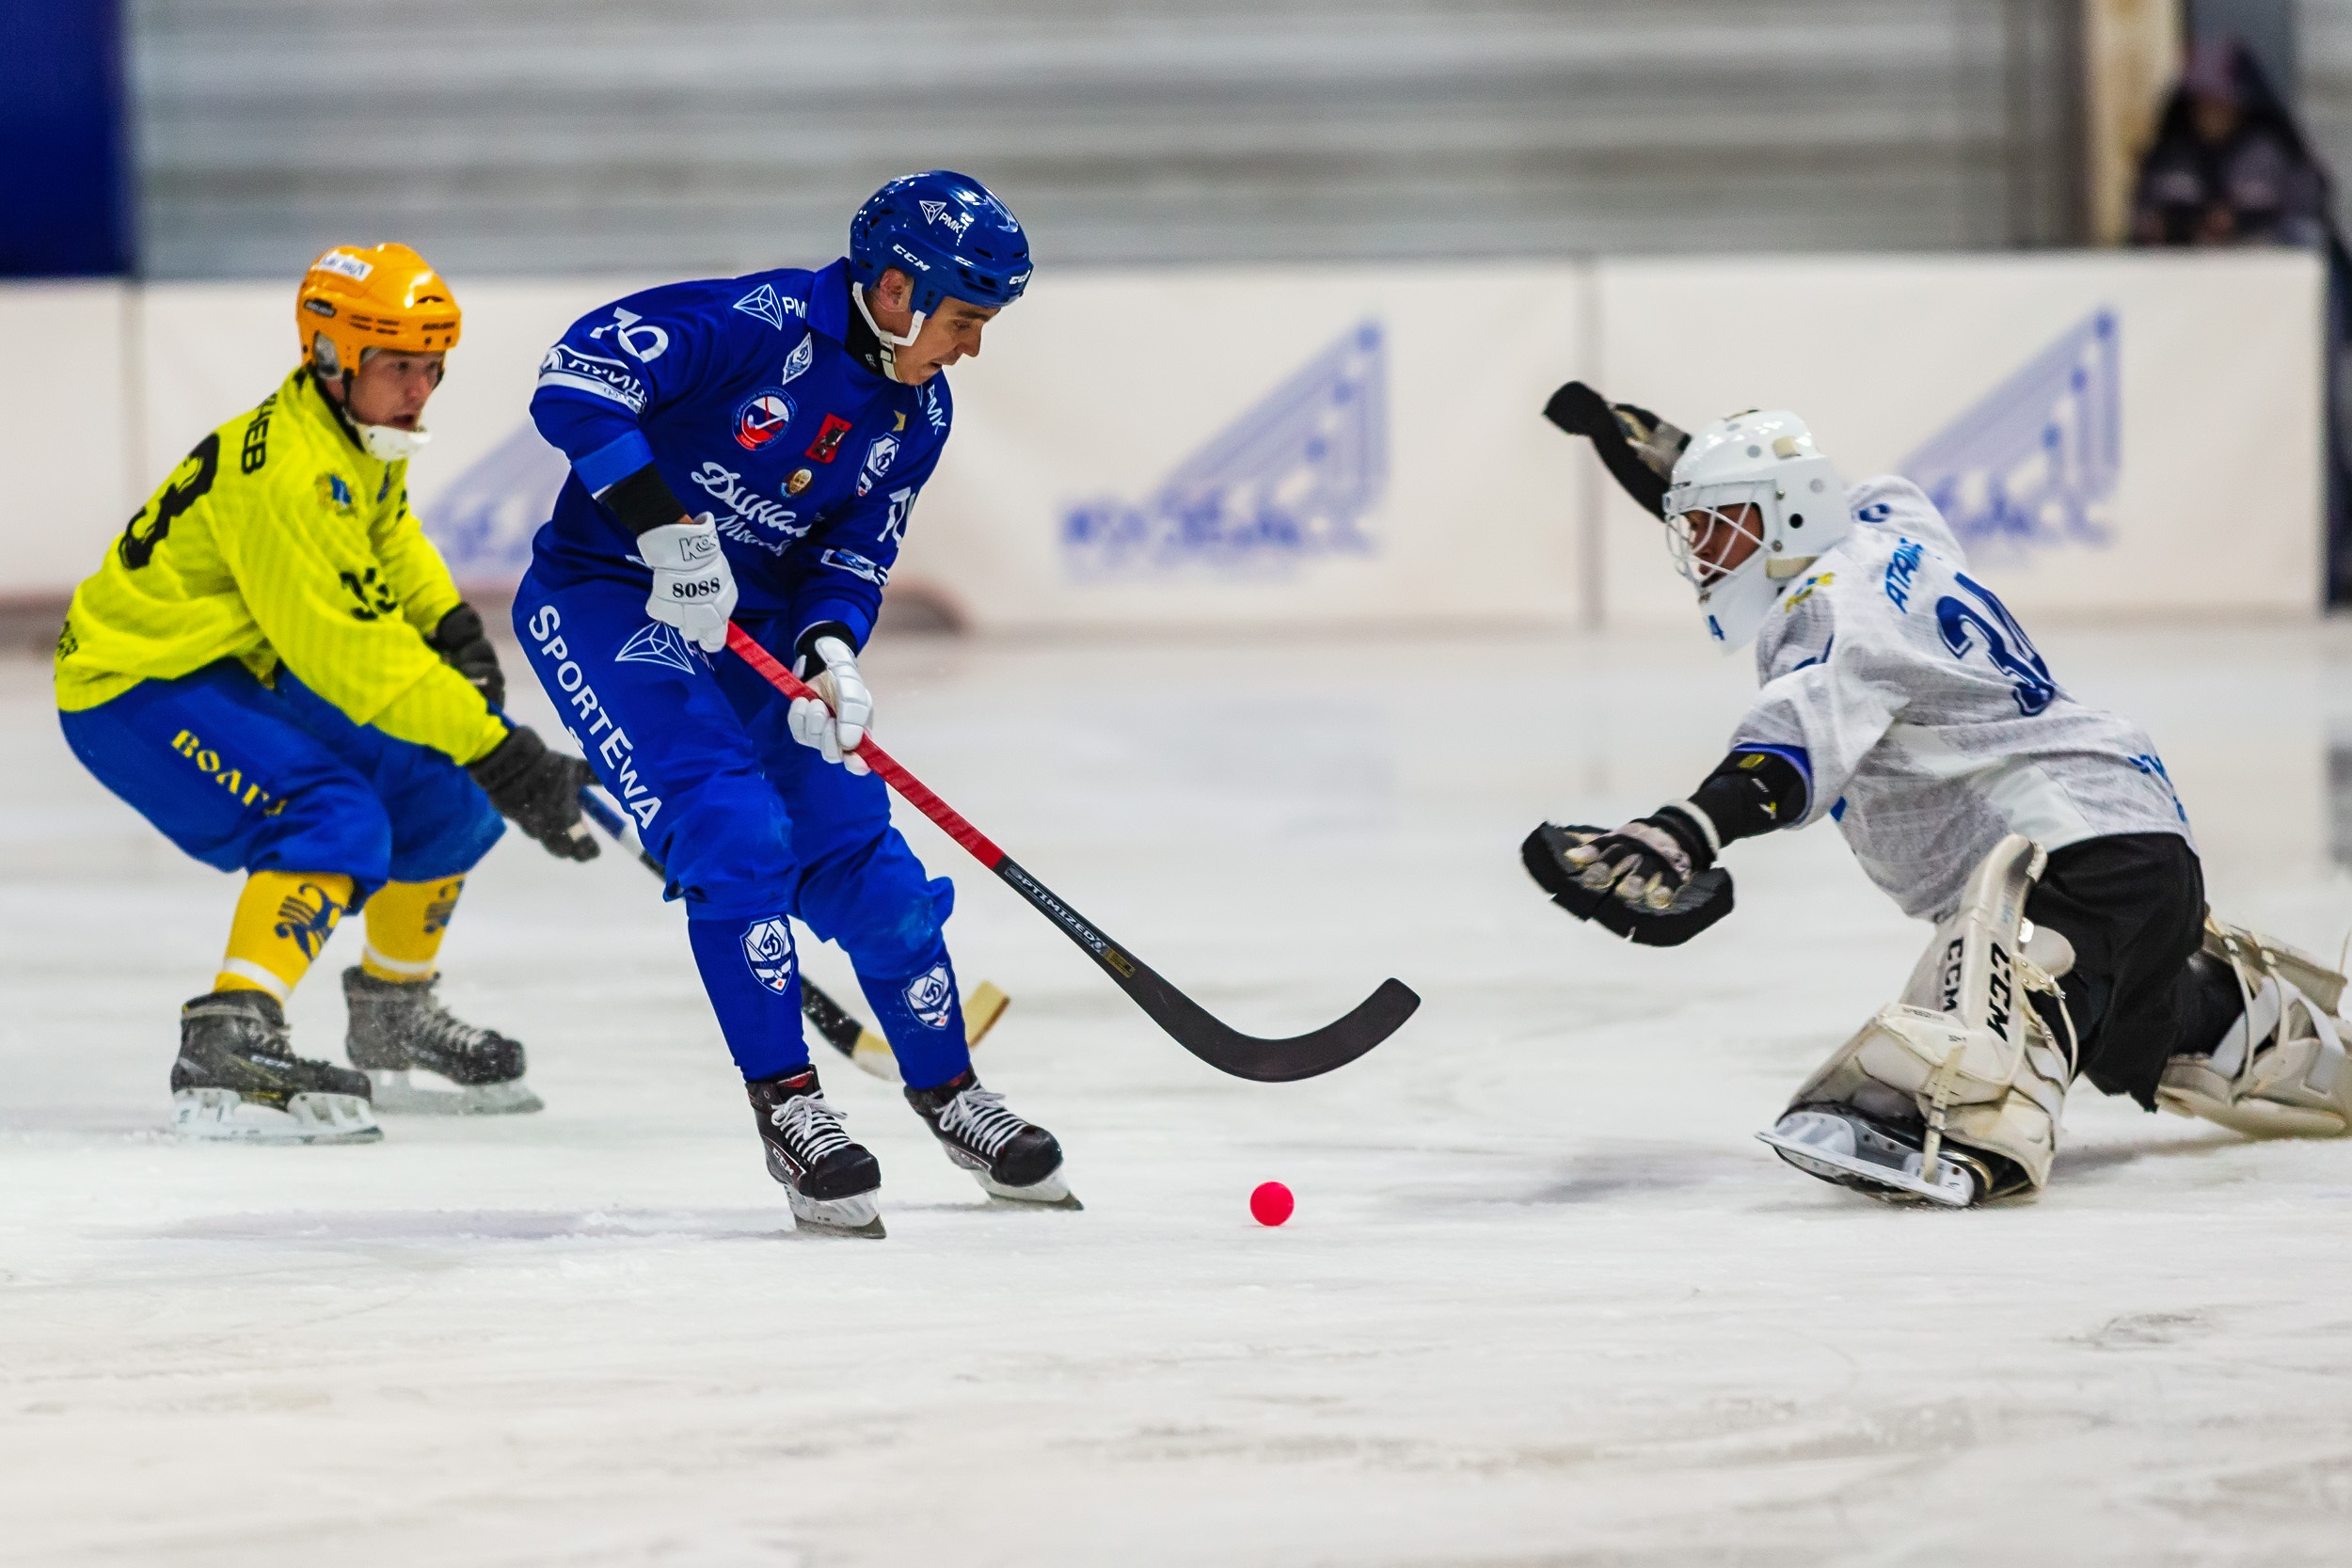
xmin=748 ymin=1067 xmax=884 ymax=1238
xmin=2156 ymin=919 xmax=2352 ymax=1138
xmin=1758 ymin=836 xmax=2069 ymax=1209
xmin=342 ymin=967 xmax=542 ymax=1115
xmin=171 ymin=990 xmax=381 ymax=1144
xmin=1760 ymin=1103 xmax=2009 ymax=1208
xmin=905 ymin=1069 xmax=1080 ymax=1208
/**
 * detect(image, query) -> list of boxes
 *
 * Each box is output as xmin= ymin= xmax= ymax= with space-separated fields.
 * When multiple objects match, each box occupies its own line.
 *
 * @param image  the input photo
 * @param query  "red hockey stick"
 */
xmin=724 ymin=622 xmax=1418 ymax=1083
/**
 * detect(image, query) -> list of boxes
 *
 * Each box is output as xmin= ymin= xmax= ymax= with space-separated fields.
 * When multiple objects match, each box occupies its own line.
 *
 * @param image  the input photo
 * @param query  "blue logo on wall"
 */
xmin=1061 ymin=320 xmax=1389 ymax=578
xmin=421 ymin=422 xmax=571 ymax=584
xmin=1899 ymin=307 xmax=2120 ymax=557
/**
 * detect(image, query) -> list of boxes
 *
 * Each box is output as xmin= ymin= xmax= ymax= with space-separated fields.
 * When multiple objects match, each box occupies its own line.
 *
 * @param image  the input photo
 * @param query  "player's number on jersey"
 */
xmin=1936 ymin=573 xmax=2057 ymax=717
xmin=119 ymin=433 xmax=222 ymax=570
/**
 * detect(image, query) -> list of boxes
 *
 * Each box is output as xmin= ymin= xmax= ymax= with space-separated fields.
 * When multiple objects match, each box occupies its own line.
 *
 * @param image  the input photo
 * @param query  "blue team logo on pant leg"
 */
xmin=741 ymin=918 xmax=797 ymax=994
xmin=902 ymin=963 xmax=954 ymax=1030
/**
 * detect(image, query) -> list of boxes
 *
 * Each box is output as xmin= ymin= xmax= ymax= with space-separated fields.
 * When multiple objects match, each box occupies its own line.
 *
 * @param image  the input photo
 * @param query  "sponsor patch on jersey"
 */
xmin=312 ymin=250 xmax=373 ymax=281
xmin=902 ymin=963 xmax=954 ymax=1030
xmin=733 ymin=391 xmax=796 ymax=451
xmin=785 ymin=467 xmax=814 ymax=496
xmin=921 ymin=384 xmax=946 ymax=432
xmin=818 ymin=547 xmax=889 ymax=586
xmin=733 ymin=283 xmax=787 ymax=331
xmin=805 ymin=414 xmax=853 ymax=464
xmin=740 ymin=919 xmax=796 ymax=995
xmin=854 ymin=435 xmax=899 ymax=497
xmin=538 ymin=343 xmax=649 ymax=414
xmin=780 ymin=333 xmax=814 ymax=387
xmin=615 ymin=620 xmax=705 ymax=674
xmin=317 ymin=472 xmax=353 ymax=511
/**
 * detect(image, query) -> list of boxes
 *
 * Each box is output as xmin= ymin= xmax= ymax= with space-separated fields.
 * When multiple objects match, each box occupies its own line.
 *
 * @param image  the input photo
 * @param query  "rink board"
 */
xmin=1 ymin=250 xmax=2324 ymax=627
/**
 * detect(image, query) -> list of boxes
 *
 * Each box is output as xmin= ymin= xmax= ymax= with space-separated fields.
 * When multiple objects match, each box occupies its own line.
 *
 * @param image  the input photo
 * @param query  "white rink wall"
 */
xmin=1 ymin=249 xmax=2324 ymax=628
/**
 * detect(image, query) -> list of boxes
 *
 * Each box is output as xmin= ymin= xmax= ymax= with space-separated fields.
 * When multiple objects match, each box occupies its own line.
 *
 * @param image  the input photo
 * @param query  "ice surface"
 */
xmin=6 ymin=624 xmax=2352 ymax=1566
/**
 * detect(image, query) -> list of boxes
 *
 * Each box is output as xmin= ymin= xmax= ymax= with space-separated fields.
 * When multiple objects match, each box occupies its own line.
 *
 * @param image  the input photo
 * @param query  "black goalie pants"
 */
xmin=2023 ymin=832 xmax=2243 ymax=1109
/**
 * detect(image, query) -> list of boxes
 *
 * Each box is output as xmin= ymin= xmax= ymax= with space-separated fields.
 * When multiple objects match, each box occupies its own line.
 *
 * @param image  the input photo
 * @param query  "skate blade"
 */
xmin=787 ymin=1187 xmax=886 ymax=1239
xmin=974 ymin=1166 xmax=1083 ymax=1210
xmin=1757 ymin=1114 xmax=1978 ymax=1208
xmin=171 ymin=1087 xmax=383 ymax=1145
xmin=363 ymin=1069 xmax=545 ymax=1117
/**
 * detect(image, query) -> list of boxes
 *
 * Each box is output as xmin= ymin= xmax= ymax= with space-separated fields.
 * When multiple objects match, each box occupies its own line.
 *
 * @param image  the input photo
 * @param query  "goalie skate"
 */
xmin=1758 ymin=1107 xmax=1986 ymax=1207
xmin=2156 ymin=917 xmax=2352 ymax=1138
xmin=1759 ymin=834 xmax=2069 ymax=1207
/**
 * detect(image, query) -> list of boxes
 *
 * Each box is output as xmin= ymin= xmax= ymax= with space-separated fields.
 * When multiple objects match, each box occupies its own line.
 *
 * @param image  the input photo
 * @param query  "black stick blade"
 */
xmin=1124 ymin=961 xmax=1422 ymax=1083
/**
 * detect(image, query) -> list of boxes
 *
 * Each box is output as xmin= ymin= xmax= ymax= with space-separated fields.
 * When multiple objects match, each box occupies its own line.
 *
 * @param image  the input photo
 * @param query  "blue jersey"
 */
xmin=530 ymin=259 xmax=950 ymax=650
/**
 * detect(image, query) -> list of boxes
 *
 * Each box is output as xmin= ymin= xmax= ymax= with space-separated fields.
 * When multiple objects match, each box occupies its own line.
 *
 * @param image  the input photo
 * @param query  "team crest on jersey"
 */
xmin=615 ymin=620 xmax=705 ymax=674
xmin=734 ymin=391 xmax=797 ymax=451
xmin=732 ymin=283 xmax=788 ymax=331
xmin=902 ymin=964 xmax=955 ymax=1029
xmin=780 ymin=334 xmax=814 ymax=387
xmin=740 ymin=919 xmax=796 ymax=995
xmin=854 ymin=435 xmax=899 ymax=497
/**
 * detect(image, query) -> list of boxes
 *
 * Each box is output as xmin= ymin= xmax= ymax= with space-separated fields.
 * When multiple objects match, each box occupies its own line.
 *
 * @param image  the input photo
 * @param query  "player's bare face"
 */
xmin=865 ymin=270 xmax=1001 ymax=384
xmin=341 ymin=350 xmax=445 ymax=429
xmin=898 ymin=299 xmax=1001 ymax=382
xmin=1681 ymin=501 xmax=1763 ymax=582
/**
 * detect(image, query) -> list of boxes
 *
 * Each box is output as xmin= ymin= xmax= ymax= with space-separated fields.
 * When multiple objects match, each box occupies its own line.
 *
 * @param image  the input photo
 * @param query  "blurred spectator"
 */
xmin=2132 ymin=38 xmax=2330 ymax=247
xmin=2134 ymin=37 xmax=2352 ymax=607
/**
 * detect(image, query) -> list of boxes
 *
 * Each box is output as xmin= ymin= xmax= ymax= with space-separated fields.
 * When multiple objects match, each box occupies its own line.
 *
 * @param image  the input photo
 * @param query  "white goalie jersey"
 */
xmin=1734 ymin=476 xmax=2193 ymax=921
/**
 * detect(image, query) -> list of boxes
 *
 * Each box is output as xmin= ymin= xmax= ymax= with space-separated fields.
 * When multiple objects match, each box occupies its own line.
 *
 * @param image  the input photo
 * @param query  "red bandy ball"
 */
xmin=1249 ymin=1181 xmax=1295 ymax=1227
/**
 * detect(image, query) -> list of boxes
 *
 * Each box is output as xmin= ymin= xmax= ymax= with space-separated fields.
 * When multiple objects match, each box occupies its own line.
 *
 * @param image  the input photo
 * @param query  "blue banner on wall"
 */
xmin=0 ymin=0 xmax=131 ymax=277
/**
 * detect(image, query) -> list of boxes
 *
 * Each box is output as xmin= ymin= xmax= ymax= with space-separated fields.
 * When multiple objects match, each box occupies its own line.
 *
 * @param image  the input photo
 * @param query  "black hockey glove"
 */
xmin=1520 ymin=749 xmax=1805 ymax=946
xmin=467 ymin=726 xmax=599 ymax=863
xmin=429 ymin=602 xmax=505 ymax=709
xmin=1523 ymin=806 xmax=1733 ymax=946
xmin=1540 ymin=381 xmax=1692 ymax=521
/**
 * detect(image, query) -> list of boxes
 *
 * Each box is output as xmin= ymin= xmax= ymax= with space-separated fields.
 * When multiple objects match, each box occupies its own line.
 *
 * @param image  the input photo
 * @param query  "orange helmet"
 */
xmin=294 ymin=243 xmax=462 ymax=376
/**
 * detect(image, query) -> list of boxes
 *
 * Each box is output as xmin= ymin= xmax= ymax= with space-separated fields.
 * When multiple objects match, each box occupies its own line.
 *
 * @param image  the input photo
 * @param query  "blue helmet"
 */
xmin=849 ymin=170 xmax=1032 ymax=317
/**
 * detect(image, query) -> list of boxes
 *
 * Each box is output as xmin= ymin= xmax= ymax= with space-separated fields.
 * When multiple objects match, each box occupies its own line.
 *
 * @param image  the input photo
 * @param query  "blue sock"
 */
xmin=857 ymin=942 xmax=970 ymax=1091
xmin=688 ymin=912 xmax=810 ymax=1081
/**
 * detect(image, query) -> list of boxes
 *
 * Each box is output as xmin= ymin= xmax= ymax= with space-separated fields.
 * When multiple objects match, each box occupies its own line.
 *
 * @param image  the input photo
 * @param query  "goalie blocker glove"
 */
xmin=1541 ymin=380 xmax=1692 ymax=520
xmin=1522 ymin=746 xmax=1807 ymax=946
xmin=467 ymin=726 xmax=598 ymax=862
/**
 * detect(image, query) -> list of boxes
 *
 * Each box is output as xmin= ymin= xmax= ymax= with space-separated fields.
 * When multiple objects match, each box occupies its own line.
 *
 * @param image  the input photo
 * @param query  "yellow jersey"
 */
xmin=55 ymin=367 xmax=507 ymax=767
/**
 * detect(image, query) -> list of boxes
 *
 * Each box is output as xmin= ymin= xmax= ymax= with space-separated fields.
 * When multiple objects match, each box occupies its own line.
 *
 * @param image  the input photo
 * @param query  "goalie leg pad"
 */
xmin=1763 ymin=834 xmax=2074 ymax=1203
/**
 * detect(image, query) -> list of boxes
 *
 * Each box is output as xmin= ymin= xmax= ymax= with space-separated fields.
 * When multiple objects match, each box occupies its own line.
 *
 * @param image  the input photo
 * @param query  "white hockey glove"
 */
xmin=637 ymin=514 xmax=737 ymax=653
xmin=787 ymin=635 xmax=873 ymax=775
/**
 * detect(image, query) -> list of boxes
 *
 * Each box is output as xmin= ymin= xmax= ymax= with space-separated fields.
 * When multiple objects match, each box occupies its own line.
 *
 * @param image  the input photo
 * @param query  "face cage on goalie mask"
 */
xmin=1661 ymin=481 xmax=1773 ymax=594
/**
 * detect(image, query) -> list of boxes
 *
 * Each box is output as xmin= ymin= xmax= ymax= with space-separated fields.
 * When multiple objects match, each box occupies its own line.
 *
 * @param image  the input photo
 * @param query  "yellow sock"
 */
xmin=215 ymin=871 xmax=354 ymax=1002
xmin=360 ymin=876 xmax=465 ymax=982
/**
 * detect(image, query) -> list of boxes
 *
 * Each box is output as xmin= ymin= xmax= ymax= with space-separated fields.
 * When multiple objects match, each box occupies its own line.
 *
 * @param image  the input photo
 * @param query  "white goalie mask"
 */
xmin=1661 ymin=409 xmax=1851 ymax=652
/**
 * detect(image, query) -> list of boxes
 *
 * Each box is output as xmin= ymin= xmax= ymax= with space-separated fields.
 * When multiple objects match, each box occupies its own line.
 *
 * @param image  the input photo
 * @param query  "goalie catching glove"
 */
xmin=1522 ymin=746 xmax=1808 ymax=946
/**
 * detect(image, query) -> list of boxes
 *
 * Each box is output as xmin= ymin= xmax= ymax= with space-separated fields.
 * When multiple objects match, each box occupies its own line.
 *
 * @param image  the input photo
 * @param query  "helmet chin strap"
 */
xmin=851 ymin=284 xmax=925 ymax=384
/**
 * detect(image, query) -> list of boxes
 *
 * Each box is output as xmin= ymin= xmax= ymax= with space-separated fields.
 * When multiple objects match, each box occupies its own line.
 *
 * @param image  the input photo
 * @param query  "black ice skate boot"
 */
xmin=748 ymin=1067 xmax=885 ymax=1238
xmin=171 ymin=990 xmax=380 ymax=1144
xmin=342 ymin=967 xmax=543 ymax=1115
xmin=905 ymin=1069 xmax=1079 ymax=1208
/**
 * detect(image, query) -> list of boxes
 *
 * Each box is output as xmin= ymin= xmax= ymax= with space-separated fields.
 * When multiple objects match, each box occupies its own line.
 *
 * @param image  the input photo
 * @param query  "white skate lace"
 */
xmin=935 ymin=1087 xmax=1027 ymax=1159
xmin=771 ymin=1092 xmax=855 ymax=1161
